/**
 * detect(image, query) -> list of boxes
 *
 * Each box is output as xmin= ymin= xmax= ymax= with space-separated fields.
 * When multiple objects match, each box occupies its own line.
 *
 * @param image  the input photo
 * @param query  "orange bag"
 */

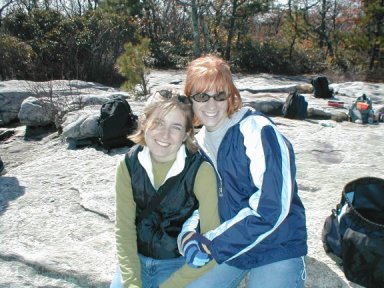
xmin=356 ymin=102 xmax=369 ymax=110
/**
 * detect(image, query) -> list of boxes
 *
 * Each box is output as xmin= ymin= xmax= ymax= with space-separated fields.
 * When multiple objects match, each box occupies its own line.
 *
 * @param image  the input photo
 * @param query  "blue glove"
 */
xmin=182 ymin=233 xmax=212 ymax=268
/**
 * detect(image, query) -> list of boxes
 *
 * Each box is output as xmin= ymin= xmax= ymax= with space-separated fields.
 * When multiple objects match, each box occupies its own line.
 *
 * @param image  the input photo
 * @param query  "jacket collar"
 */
xmin=138 ymin=144 xmax=187 ymax=188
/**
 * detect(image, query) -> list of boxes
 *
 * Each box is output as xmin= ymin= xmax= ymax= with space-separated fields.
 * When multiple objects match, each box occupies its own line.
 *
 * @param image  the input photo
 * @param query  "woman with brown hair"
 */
xmin=111 ymin=90 xmax=219 ymax=288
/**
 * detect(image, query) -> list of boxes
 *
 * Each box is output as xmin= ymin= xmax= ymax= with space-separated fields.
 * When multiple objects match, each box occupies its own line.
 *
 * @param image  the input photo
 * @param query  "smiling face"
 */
xmin=184 ymin=55 xmax=243 ymax=127
xmin=191 ymin=91 xmax=229 ymax=132
xmin=144 ymin=107 xmax=188 ymax=162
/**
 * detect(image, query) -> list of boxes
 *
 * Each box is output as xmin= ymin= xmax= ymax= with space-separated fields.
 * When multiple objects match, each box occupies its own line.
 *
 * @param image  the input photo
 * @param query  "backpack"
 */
xmin=348 ymin=94 xmax=374 ymax=124
xmin=311 ymin=76 xmax=334 ymax=98
xmin=322 ymin=177 xmax=384 ymax=287
xmin=282 ymin=91 xmax=308 ymax=119
xmin=98 ymin=96 xmax=138 ymax=150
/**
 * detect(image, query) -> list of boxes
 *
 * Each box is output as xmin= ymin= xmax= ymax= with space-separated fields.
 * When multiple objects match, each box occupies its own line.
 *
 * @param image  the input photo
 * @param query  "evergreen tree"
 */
xmin=116 ymin=37 xmax=150 ymax=95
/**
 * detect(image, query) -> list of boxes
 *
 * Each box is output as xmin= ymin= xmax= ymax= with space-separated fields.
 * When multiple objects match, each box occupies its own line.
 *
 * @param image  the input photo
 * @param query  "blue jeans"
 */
xmin=186 ymin=256 xmax=306 ymax=288
xmin=110 ymin=254 xmax=185 ymax=288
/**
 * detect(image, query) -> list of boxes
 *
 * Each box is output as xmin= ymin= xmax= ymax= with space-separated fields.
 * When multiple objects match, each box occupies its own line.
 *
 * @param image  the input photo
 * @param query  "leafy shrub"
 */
xmin=232 ymin=38 xmax=321 ymax=75
xmin=0 ymin=36 xmax=35 ymax=80
xmin=3 ymin=8 xmax=67 ymax=80
xmin=2 ymin=8 xmax=138 ymax=85
xmin=150 ymin=40 xmax=192 ymax=69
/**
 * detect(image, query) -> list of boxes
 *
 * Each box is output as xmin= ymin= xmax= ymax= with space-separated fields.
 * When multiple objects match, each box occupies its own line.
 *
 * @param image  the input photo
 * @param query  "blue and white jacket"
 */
xmin=179 ymin=108 xmax=307 ymax=269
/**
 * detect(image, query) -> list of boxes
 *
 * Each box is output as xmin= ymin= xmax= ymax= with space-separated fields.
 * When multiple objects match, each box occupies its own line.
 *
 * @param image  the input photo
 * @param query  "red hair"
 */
xmin=184 ymin=54 xmax=243 ymax=125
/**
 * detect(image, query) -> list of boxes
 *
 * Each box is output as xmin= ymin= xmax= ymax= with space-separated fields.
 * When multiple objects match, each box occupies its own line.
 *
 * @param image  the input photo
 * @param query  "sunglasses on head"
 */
xmin=191 ymin=91 xmax=228 ymax=102
xmin=156 ymin=90 xmax=191 ymax=105
xmin=157 ymin=90 xmax=173 ymax=99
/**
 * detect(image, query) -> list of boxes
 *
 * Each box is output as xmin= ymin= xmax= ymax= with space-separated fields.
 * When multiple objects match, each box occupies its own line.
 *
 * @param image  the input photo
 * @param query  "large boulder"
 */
xmin=61 ymin=106 xmax=101 ymax=140
xmin=0 ymin=80 xmax=133 ymax=126
xmin=18 ymin=96 xmax=56 ymax=126
xmin=1 ymin=74 xmax=383 ymax=288
xmin=0 ymin=80 xmax=34 ymax=125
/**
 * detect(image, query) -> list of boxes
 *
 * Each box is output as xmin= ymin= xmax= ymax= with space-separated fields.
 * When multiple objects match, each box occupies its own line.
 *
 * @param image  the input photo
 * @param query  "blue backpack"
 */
xmin=348 ymin=94 xmax=374 ymax=124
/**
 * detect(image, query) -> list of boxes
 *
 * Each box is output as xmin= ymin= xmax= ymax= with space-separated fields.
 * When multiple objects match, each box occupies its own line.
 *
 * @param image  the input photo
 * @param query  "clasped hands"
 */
xmin=181 ymin=231 xmax=212 ymax=268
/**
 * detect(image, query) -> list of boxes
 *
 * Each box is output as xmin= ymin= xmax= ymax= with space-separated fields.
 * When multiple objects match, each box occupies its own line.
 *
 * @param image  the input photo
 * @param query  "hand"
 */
xmin=181 ymin=232 xmax=212 ymax=268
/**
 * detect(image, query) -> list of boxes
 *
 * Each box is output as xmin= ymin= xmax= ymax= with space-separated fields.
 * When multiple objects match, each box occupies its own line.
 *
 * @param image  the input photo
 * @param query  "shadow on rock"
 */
xmin=311 ymin=142 xmax=344 ymax=164
xmin=1 ymin=252 xmax=110 ymax=288
xmin=24 ymin=124 xmax=57 ymax=141
xmin=0 ymin=176 xmax=25 ymax=215
xmin=270 ymin=74 xmax=311 ymax=82
xmin=0 ymin=129 xmax=15 ymax=141
xmin=305 ymin=256 xmax=360 ymax=288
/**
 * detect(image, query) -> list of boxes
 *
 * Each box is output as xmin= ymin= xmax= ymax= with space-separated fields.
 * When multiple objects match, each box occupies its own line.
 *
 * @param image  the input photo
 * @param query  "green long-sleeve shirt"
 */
xmin=115 ymin=151 xmax=220 ymax=288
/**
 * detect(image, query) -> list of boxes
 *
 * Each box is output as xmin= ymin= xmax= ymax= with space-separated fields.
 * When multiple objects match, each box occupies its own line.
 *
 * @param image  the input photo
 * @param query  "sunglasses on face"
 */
xmin=190 ymin=91 xmax=228 ymax=102
xmin=156 ymin=90 xmax=191 ymax=105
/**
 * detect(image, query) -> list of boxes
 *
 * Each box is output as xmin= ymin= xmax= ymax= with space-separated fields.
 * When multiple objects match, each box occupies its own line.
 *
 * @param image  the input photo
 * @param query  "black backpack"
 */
xmin=311 ymin=76 xmax=334 ymax=98
xmin=322 ymin=177 xmax=384 ymax=287
xmin=98 ymin=96 xmax=138 ymax=150
xmin=282 ymin=91 xmax=308 ymax=119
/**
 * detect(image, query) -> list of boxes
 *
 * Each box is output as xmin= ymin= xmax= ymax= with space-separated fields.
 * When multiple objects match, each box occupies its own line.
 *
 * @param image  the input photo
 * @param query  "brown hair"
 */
xmin=184 ymin=54 xmax=243 ymax=125
xmin=128 ymin=91 xmax=197 ymax=153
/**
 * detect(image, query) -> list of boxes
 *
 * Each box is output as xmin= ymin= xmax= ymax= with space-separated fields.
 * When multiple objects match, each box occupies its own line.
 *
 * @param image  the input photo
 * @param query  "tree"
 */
xmin=116 ymin=37 xmax=151 ymax=95
xmin=224 ymin=0 xmax=271 ymax=60
xmin=98 ymin=0 xmax=143 ymax=16
xmin=176 ymin=0 xmax=201 ymax=57
xmin=361 ymin=0 xmax=384 ymax=70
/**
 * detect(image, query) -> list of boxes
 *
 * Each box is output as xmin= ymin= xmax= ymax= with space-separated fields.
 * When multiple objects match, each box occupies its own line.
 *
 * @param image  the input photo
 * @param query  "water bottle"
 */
xmin=368 ymin=110 xmax=374 ymax=124
xmin=319 ymin=120 xmax=336 ymax=127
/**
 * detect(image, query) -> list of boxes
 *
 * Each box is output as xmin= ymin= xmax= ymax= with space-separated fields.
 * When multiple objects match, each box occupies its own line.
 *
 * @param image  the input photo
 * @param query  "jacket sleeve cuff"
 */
xmin=177 ymin=209 xmax=200 ymax=255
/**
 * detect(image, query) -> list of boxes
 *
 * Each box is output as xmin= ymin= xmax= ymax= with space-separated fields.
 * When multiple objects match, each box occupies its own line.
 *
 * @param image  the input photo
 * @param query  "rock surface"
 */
xmin=1 ymin=71 xmax=383 ymax=288
xmin=0 ymin=80 xmax=132 ymax=126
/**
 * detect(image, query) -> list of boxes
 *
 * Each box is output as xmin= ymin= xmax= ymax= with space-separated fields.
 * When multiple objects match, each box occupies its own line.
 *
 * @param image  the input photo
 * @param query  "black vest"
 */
xmin=125 ymin=145 xmax=202 ymax=259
